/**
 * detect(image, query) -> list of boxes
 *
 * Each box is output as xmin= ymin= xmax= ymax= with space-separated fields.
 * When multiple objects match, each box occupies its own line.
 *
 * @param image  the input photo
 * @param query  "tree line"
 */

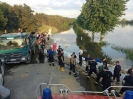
xmin=119 ymin=18 xmax=133 ymax=25
xmin=0 ymin=2 xmax=74 ymax=34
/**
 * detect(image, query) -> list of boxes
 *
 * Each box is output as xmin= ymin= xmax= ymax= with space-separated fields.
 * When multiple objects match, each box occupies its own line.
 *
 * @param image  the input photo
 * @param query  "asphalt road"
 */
xmin=4 ymin=55 xmax=92 ymax=99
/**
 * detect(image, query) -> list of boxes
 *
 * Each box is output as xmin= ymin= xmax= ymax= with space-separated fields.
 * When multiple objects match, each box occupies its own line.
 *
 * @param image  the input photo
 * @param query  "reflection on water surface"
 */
xmin=51 ymin=25 xmax=133 ymax=69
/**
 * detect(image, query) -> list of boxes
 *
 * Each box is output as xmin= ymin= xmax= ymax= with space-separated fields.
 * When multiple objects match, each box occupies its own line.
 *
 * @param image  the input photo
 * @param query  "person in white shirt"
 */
xmin=79 ymin=47 xmax=83 ymax=66
xmin=0 ymin=85 xmax=10 ymax=99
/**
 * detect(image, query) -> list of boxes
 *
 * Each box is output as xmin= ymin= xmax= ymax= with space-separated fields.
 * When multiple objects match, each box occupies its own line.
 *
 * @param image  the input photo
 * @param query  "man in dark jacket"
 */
xmin=47 ymin=47 xmax=55 ymax=66
xmin=85 ymin=54 xmax=93 ymax=73
xmin=87 ymin=59 xmax=97 ymax=79
xmin=57 ymin=46 xmax=62 ymax=70
xmin=99 ymin=66 xmax=113 ymax=92
xmin=113 ymin=61 xmax=122 ymax=84
xmin=119 ymin=69 xmax=133 ymax=96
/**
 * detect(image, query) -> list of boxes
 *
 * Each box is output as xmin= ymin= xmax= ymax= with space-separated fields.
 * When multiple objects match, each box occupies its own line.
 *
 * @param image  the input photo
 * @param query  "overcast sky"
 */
xmin=0 ymin=0 xmax=133 ymax=20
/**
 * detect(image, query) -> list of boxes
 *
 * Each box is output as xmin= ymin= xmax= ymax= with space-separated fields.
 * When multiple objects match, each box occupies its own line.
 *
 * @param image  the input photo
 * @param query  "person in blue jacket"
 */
xmin=47 ymin=47 xmax=55 ymax=66
xmin=85 ymin=54 xmax=93 ymax=73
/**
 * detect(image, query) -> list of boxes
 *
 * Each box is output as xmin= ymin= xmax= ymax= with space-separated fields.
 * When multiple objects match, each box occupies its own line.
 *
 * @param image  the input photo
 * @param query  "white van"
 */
xmin=0 ymin=60 xmax=4 ymax=85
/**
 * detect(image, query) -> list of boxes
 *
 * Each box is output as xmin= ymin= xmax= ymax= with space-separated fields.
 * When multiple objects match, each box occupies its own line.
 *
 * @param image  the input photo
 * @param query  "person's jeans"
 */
xmin=79 ymin=55 xmax=82 ymax=66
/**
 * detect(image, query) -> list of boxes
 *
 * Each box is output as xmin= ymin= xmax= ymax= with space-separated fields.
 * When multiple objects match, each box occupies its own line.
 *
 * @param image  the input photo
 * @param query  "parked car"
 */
xmin=0 ymin=59 xmax=4 ymax=85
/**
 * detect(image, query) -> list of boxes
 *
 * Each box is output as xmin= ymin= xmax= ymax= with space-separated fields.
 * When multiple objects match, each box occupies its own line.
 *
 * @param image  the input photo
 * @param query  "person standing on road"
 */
xmin=69 ymin=54 xmax=74 ymax=75
xmin=0 ymin=85 xmax=11 ymax=99
xmin=113 ymin=61 xmax=122 ymax=84
xmin=69 ymin=54 xmax=77 ymax=77
xmin=79 ymin=47 xmax=83 ymax=66
xmin=38 ymin=49 xmax=45 ymax=63
xmin=60 ymin=49 xmax=65 ymax=72
xmin=47 ymin=47 xmax=55 ymax=66
xmin=87 ymin=59 xmax=97 ymax=79
xmin=57 ymin=46 xmax=62 ymax=70
xmin=102 ymin=57 xmax=107 ymax=67
xmin=99 ymin=66 xmax=113 ymax=93
xmin=52 ymin=43 xmax=57 ymax=56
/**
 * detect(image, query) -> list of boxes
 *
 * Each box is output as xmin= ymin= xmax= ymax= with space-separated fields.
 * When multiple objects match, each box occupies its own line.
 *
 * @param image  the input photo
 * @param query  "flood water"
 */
xmin=51 ymin=25 xmax=133 ymax=69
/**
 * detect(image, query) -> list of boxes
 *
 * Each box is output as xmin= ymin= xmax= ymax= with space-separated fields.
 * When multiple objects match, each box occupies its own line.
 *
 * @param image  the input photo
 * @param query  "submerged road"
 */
xmin=4 ymin=54 xmax=93 ymax=99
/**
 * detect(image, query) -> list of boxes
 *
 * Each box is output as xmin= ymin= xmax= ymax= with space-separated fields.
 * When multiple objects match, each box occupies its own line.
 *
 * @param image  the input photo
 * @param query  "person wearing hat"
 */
xmin=99 ymin=66 xmax=113 ymax=92
xmin=113 ymin=61 xmax=122 ymax=84
xmin=119 ymin=69 xmax=133 ymax=96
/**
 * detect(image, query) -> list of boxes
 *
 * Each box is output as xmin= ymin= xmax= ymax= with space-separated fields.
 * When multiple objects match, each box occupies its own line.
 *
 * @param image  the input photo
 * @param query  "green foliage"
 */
xmin=35 ymin=13 xmax=74 ymax=32
xmin=0 ymin=2 xmax=74 ymax=33
xmin=0 ymin=8 xmax=7 ymax=29
xmin=73 ymin=23 xmax=112 ymax=63
xmin=119 ymin=18 xmax=133 ymax=26
xmin=38 ymin=25 xmax=58 ymax=34
xmin=112 ymin=45 xmax=133 ymax=61
xmin=77 ymin=0 xmax=128 ymax=35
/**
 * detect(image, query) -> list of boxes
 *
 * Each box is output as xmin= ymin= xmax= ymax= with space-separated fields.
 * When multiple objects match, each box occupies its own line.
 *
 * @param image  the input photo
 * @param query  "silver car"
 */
xmin=0 ymin=60 xmax=4 ymax=85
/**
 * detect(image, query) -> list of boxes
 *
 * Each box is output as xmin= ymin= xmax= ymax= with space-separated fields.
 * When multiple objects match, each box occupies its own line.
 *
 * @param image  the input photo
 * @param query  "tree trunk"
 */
xmin=92 ymin=32 xmax=94 ymax=42
xmin=100 ymin=33 xmax=102 ymax=42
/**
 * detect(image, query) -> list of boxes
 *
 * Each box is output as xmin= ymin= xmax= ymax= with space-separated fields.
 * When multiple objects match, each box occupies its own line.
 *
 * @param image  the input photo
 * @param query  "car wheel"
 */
xmin=32 ymin=47 xmax=36 ymax=55
xmin=2 ymin=75 xmax=4 ymax=85
xmin=26 ymin=54 xmax=31 ymax=64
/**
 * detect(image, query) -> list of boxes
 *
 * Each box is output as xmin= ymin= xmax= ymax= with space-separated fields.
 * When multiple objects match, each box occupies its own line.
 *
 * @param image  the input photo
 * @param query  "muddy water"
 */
xmin=51 ymin=25 xmax=133 ymax=69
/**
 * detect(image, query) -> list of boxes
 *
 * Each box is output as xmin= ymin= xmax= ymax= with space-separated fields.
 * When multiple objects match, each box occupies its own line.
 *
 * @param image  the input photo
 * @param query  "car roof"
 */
xmin=0 ymin=33 xmax=27 ymax=38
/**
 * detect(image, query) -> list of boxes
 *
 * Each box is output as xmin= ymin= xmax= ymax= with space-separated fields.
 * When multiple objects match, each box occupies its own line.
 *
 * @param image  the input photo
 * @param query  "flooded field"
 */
xmin=51 ymin=25 xmax=133 ymax=69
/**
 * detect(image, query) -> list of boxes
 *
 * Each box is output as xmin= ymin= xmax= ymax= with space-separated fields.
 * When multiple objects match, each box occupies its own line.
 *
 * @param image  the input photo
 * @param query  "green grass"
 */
xmin=112 ymin=45 xmax=133 ymax=62
xmin=38 ymin=25 xmax=58 ymax=34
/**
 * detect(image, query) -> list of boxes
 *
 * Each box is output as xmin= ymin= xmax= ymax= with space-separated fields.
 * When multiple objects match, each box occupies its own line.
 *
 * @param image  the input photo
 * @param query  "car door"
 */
xmin=0 ymin=60 xmax=4 ymax=85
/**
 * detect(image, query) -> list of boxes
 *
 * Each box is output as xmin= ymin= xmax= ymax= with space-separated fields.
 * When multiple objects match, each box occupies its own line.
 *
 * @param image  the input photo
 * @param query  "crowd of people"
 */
xmin=34 ymin=33 xmax=133 ymax=96
xmin=1 ymin=32 xmax=133 ymax=98
xmin=83 ymin=53 xmax=133 ymax=96
xmin=65 ymin=46 xmax=133 ymax=96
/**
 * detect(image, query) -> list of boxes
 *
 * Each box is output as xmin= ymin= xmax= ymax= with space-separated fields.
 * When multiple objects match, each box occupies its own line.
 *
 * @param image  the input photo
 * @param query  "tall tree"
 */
xmin=0 ymin=8 xmax=7 ymax=31
xmin=77 ymin=0 xmax=128 ymax=35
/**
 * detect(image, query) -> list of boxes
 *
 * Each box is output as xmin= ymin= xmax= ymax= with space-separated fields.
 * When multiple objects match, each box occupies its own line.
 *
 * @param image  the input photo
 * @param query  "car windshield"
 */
xmin=0 ymin=38 xmax=24 ymax=49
